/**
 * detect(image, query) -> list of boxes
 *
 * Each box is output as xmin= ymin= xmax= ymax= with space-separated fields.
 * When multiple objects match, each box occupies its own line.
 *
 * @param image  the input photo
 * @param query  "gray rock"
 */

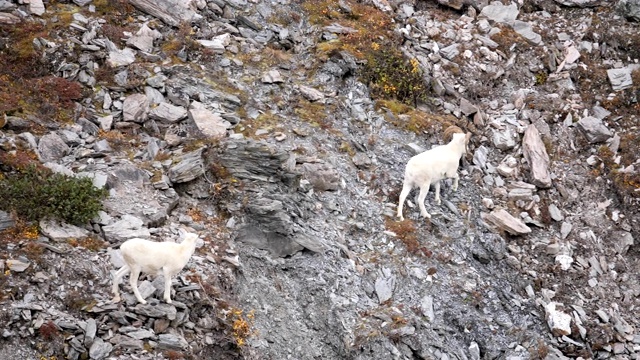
xmin=298 ymin=85 xmax=325 ymax=102
xmin=492 ymin=127 xmax=518 ymax=150
xmin=262 ymin=69 xmax=284 ymax=83
xmin=440 ymin=44 xmax=460 ymax=60
xmin=129 ymin=0 xmax=202 ymax=27
xmin=89 ymin=337 xmax=113 ymax=360
xmin=28 ymin=0 xmax=45 ymax=16
xmin=126 ymin=24 xmax=161 ymax=53
xmin=188 ymin=101 xmax=230 ymax=138
xmin=554 ymin=0 xmax=604 ymax=7
xmin=102 ymin=215 xmax=151 ymax=242
xmin=0 ymin=12 xmax=20 ymax=24
xmin=512 ymin=20 xmax=542 ymax=45
xmin=149 ymin=102 xmax=188 ymax=123
xmin=236 ymin=225 xmax=304 ymax=257
xmin=483 ymin=209 xmax=532 ymax=235
xmin=613 ymin=231 xmax=634 ymax=254
xmin=0 ymin=210 xmax=15 ymax=232
xmin=157 ymin=333 xmax=189 ymax=350
xmin=168 ymin=148 xmax=205 ymax=183
xmin=522 ymin=125 xmax=552 ymax=188
xmin=108 ymin=334 xmax=144 ymax=350
xmin=38 ymin=133 xmax=70 ymax=162
xmin=6 ymin=258 xmax=30 ymax=272
xmin=560 ymin=222 xmax=572 ymax=239
xmin=84 ymin=318 xmax=97 ymax=348
xmin=123 ymin=94 xmax=150 ymax=123
xmin=106 ymin=46 xmax=136 ymax=67
xmin=576 ymin=116 xmax=612 ymax=143
xmin=548 ymin=204 xmax=564 ymax=221
xmin=39 ymin=220 xmax=90 ymax=241
xmin=125 ymin=328 xmax=155 ymax=340
xmin=374 ymin=270 xmax=395 ymax=303
xmin=619 ymin=0 xmax=640 ymax=21
xmin=607 ymin=65 xmax=640 ymax=90
xmin=420 ymin=295 xmax=434 ymax=322
xmin=480 ymin=2 xmax=519 ymax=23
xmin=98 ymin=115 xmax=113 ymax=131
xmin=94 ymin=139 xmax=112 ymax=153
xmin=133 ymin=303 xmax=178 ymax=320
xmin=299 ymin=162 xmax=340 ymax=191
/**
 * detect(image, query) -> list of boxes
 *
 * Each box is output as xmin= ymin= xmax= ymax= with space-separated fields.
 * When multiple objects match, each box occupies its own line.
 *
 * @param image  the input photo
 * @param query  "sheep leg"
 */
xmin=162 ymin=268 xmax=173 ymax=304
xmin=452 ymin=172 xmax=459 ymax=191
xmin=397 ymin=182 xmax=412 ymax=221
xmin=111 ymin=266 xmax=130 ymax=303
xmin=128 ymin=266 xmax=147 ymax=305
xmin=434 ymin=181 xmax=442 ymax=205
xmin=417 ymin=182 xmax=432 ymax=219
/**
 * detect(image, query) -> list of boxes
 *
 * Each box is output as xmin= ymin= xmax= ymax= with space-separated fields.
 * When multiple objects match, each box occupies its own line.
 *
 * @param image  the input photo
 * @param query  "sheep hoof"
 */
xmin=111 ymin=296 xmax=121 ymax=303
xmin=165 ymin=299 xmax=172 ymax=304
xmin=139 ymin=299 xmax=147 ymax=305
xmin=421 ymin=213 xmax=432 ymax=219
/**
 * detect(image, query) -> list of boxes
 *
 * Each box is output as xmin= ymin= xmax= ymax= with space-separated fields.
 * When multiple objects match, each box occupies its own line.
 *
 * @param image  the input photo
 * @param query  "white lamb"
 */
xmin=111 ymin=229 xmax=199 ymax=305
xmin=397 ymin=132 xmax=469 ymax=221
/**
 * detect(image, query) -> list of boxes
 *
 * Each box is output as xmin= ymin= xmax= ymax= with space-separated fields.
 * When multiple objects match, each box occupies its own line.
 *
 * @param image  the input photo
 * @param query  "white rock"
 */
xmin=545 ymin=302 xmax=572 ymax=336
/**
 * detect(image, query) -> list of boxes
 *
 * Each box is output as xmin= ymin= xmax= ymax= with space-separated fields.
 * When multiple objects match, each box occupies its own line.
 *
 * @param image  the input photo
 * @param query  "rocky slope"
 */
xmin=1 ymin=0 xmax=640 ymax=359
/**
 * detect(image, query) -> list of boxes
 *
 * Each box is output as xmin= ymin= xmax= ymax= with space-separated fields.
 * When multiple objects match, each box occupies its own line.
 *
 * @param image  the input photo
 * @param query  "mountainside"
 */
xmin=1 ymin=0 xmax=640 ymax=359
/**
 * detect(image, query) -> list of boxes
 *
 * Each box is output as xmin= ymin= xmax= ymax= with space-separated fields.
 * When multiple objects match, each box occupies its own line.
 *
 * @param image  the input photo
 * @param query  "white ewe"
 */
xmin=397 ymin=132 xmax=469 ymax=220
xmin=111 ymin=229 xmax=199 ymax=305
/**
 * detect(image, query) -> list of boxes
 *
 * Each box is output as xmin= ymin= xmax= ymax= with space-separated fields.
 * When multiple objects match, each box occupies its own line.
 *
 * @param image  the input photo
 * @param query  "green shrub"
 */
xmin=0 ymin=165 xmax=108 ymax=225
xmin=359 ymin=48 xmax=430 ymax=106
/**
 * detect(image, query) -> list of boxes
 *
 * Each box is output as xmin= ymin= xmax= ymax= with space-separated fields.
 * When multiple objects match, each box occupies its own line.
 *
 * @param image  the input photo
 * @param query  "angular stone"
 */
xmin=420 ymin=295 xmax=434 ymax=322
xmin=107 ymin=47 xmax=136 ymax=67
xmin=607 ymin=65 xmax=640 ymax=90
xmin=129 ymin=0 xmax=202 ymax=27
xmin=28 ymin=0 xmax=45 ymax=16
xmin=375 ymin=271 xmax=395 ymax=304
xmin=89 ymin=337 xmax=113 ymax=360
xmin=619 ymin=0 xmax=640 ymax=22
xmin=84 ymin=318 xmax=97 ymax=348
xmin=0 ymin=210 xmax=15 ymax=232
xmin=134 ymin=303 xmax=177 ymax=320
xmin=188 ymin=101 xmax=230 ymax=138
xmin=125 ymin=328 xmax=155 ymax=340
xmin=39 ymin=220 xmax=90 ymax=242
xmin=299 ymin=162 xmax=340 ymax=191
xmin=123 ymin=94 xmax=150 ymax=123
xmin=483 ymin=209 xmax=532 ymax=235
xmin=261 ymin=69 xmax=284 ymax=83
xmin=236 ymin=225 xmax=304 ymax=258
xmin=168 ymin=148 xmax=205 ymax=183
xmin=299 ymin=85 xmax=324 ymax=102
xmin=553 ymin=0 xmax=604 ymax=7
xmin=492 ymin=127 xmax=518 ymax=150
xmin=102 ymin=215 xmax=150 ymax=242
xmin=0 ymin=12 xmax=20 ymax=24
xmin=576 ymin=116 xmax=612 ymax=143
xmin=126 ymin=24 xmax=161 ymax=53
xmin=38 ymin=133 xmax=70 ymax=162
xmin=522 ymin=125 xmax=552 ymax=188
xmin=548 ymin=204 xmax=564 ymax=221
xmin=480 ymin=2 xmax=519 ymax=23
xmin=545 ymin=302 xmax=572 ymax=336
xmin=149 ymin=102 xmax=188 ymax=123
xmin=6 ymin=258 xmax=30 ymax=272
xmin=613 ymin=231 xmax=634 ymax=255
xmin=157 ymin=333 xmax=188 ymax=350
xmin=512 ymin=20 xmax=541 ymax=45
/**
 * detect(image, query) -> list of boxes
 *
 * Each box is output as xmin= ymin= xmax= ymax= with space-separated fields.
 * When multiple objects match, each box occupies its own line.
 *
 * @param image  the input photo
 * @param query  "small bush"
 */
xmin=360 ymin=49 xmax=430 ymax=106
xmin=0 ymin=165 xmax=108 ymax=225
